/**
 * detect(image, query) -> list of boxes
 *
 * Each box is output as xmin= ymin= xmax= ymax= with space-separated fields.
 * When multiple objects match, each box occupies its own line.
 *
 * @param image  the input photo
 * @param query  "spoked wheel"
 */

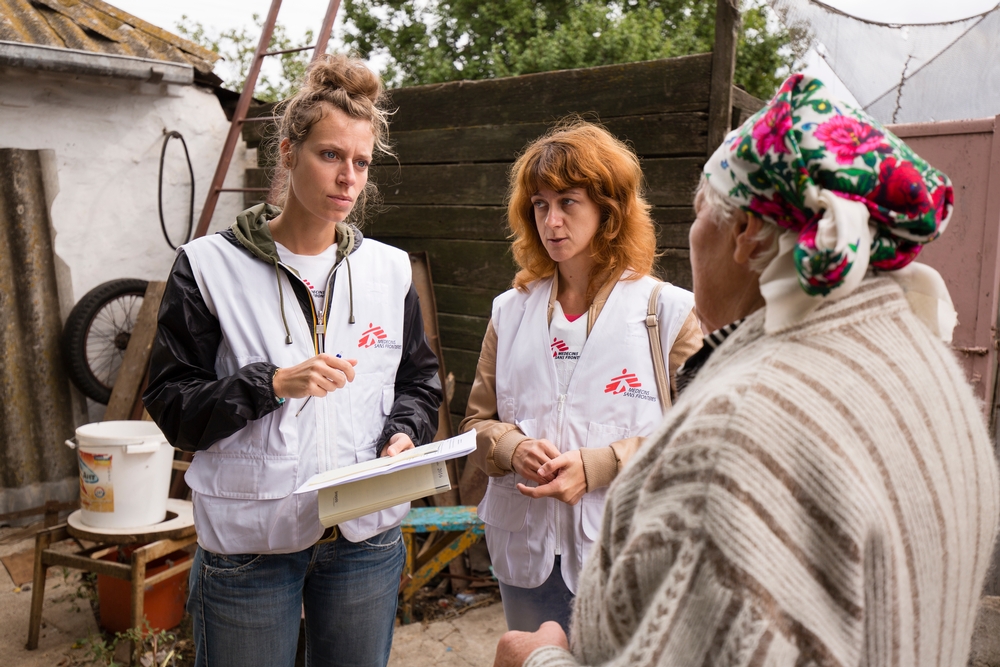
xmin=61 ymin=279 xmax=149 ymax=404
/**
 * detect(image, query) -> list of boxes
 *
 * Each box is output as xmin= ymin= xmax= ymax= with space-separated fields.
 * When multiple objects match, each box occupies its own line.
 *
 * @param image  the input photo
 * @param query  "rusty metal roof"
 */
xmin=0 ymin=0 xmax=220 ymax=75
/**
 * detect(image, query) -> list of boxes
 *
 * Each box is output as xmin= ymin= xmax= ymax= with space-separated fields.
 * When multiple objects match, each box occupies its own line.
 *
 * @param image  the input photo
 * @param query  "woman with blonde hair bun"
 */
xmin=462 ymin=120 xmax=703 ymax=635
xmin=144 ymin=54 xmax=441 ymax=667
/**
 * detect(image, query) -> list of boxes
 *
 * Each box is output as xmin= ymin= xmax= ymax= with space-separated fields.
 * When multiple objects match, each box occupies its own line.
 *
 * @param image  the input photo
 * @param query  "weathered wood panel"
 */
xmin=387 ymin=54 xmax=714 ymax=132
xmin=367 ymin=206 xmax=508 ymax=241
xmin=433 ymin=284 xmax=498 ymax=319
xmin=451 ymin=381 xmax=472 ymax=421
xmin=387 ymin=112 xmax=709 ymax=165
xmin=442 ymin=347 xmax=480 ymax=386
xmin=656 ymin=249 xmax=693 ymax=290
xmin=379 ymin=238 xmax=515 ymax=291
xmin=367 ymin=205 xmax=691 ymax=244
xmin=439 ymin=313 xmax=490 ymax=351
xmin=372 ymin=158 xmax=702 ymax=207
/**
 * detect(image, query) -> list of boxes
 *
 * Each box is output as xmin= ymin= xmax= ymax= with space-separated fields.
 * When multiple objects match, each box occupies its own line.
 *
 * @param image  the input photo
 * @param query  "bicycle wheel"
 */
xmin=61 ymin=279 xmax=149 ymax=404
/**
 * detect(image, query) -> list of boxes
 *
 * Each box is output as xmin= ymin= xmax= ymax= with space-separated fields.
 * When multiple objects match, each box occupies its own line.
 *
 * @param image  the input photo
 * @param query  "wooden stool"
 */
xmin=399 ymin=505 xmax=484 ymax=624
xmin=26 ymin=499 xmax=196 ymax=657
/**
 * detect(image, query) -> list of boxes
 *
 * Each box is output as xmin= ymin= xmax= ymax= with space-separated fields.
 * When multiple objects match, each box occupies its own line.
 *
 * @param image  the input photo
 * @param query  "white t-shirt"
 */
xmin=274 ymin=241 xmax=338 ymax=315
xmin=549 ymin=300 xmax=588 ymax=394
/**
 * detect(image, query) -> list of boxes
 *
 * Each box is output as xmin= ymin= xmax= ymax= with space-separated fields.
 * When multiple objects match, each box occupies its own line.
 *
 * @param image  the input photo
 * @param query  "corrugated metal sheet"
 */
xmin=0 ymin=149 xmax=78 ymax=511
xmin=0 ymin=0 xmax=219 ymax=75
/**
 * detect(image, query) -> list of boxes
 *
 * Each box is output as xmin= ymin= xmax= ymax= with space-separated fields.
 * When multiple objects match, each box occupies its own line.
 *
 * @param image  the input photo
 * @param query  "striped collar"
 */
xmin=675 ymin=318 xmax=746 ymax=396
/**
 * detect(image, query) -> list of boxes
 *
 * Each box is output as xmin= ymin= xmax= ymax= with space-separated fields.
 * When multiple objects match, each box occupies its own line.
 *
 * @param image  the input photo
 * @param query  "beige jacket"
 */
xmin=461 ymin=275 xmax=703 ymax=491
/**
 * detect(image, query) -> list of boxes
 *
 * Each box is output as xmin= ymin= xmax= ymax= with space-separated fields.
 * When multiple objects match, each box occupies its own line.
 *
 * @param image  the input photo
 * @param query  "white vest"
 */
xmin=182 ymin=234 xmax=411 ymax=553
xmin=479 ymin=275 xmax=693 ymax=592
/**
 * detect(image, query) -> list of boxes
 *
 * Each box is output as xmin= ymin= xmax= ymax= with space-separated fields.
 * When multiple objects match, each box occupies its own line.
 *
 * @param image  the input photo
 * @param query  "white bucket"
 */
xmin=66 ymin=421 xmax=174 ymax=529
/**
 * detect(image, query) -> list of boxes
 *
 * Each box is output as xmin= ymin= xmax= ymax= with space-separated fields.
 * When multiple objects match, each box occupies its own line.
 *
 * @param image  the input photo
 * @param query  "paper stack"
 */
xmin=295 ymin=430 xmax=477 ymax=527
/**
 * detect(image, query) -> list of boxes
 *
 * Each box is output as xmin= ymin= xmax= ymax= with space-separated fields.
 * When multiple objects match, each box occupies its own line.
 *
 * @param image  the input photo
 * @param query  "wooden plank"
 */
xmin=732 ymin=86 xmax=765 ymax=128
xmin=378 ymin=238 xmax=516 ymax=291
xmin=442 ymin=347 xmax=480 ymax=386
xmin=104 ymin=281 xmax=166 ymax=421
xmin=368 ymin=205 xmax=691 ymax=242
xmin=387 ymin=112 xmax=709 ymax=165
xmin=408 ymin=252 xmax=457 ymax=448
xmin=372 ymin=157 xmax=702 ymax=207
xmin=439 ymin=313 xmax=489 ymax=351
xmin=368 ymin=206 xmax=508 ymax=241
xmin=708 ymin=0 xmax=741 ymax=156
xmin=387 ymin=54 xmax=714 ymax=132
xmin=656 ymin=249 xmax=693 ymax=290
xmin=433 ymin=284 xmax=499 ymax=319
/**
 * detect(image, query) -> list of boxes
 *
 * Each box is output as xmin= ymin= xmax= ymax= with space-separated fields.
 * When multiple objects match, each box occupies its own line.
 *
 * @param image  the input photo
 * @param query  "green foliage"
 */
xmin=175 ymin=14 xmax=313 ymax=102
xmin=75 ymin=620 xmax=181 ymax=667
xmin=342 ymin=0 xmax=808 ymax=100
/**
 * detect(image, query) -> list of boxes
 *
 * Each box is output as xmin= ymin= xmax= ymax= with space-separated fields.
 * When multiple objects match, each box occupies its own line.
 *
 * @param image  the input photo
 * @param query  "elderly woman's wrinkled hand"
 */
xmin=511 ymin=439 xmax=561 ymax=484
xmin=493 ymin=622 xmax=569 ymax=667
xmin=517 ymin=450 xmax=587 ymax=505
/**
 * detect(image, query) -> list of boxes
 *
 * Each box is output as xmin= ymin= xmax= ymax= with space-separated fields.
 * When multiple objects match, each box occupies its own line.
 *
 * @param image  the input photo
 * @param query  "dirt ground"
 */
xmin=0 ymin=525 xmax=506 ymax=667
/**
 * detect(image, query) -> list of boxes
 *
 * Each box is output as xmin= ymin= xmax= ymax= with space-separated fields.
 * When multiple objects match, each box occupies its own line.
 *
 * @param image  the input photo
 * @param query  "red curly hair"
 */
xmin=507 ymin=120 xmax=657 ymax=297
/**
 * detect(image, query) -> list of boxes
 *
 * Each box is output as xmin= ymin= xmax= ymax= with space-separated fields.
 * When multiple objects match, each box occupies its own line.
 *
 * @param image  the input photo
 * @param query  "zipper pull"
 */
xmin=315 ymin=324 xmax=325 ymax=335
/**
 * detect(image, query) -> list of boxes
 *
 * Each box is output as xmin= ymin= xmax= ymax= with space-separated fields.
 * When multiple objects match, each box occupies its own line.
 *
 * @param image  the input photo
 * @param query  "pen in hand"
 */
xmin=294 ymin=353 xmax=343 ymax=417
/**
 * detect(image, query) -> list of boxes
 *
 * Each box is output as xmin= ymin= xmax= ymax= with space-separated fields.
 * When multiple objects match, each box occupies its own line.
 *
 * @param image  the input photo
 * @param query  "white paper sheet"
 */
xmin=294 ymin=430 xmax=477 ymax=494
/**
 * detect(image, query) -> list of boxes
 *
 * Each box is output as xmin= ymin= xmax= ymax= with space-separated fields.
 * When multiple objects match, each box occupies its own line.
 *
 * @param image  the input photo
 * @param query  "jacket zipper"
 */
xmin=553 ymin=394 xmax=566 ymax=557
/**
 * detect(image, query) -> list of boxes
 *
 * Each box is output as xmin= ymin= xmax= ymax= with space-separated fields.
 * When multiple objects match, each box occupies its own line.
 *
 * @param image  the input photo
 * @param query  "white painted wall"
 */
xmin=0 ymin=65 xmax=252 ymax=311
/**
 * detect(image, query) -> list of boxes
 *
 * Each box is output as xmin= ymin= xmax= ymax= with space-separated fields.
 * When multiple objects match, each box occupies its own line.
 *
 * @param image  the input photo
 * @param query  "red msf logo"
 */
xmin=551 ymin=338 xmax=569 ymax=358
xmin=605 ymin=368 xmax=641 ymax=395
xmin=358 ymin=323 xmax=387 ymax=348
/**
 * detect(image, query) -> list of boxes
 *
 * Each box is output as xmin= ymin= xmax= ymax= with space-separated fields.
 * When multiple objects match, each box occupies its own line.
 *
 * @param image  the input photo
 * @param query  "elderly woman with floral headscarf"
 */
xmin=492 ymin=75 xmax=1000 ymax=667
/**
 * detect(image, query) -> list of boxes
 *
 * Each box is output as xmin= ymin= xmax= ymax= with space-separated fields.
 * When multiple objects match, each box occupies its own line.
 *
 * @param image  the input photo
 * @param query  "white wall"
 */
xmin=0 ymin=65 xmax=252 ymax=311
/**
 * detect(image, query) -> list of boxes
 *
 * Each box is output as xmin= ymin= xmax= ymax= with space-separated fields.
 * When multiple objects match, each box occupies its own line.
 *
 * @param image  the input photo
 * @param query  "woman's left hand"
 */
xmin=516 ymin=450 xmax=587 ymax=505
xmin=493 ymin=622 xmax=569 ymax=667
xmin=381 ymin=433 xmax=416 ymax=457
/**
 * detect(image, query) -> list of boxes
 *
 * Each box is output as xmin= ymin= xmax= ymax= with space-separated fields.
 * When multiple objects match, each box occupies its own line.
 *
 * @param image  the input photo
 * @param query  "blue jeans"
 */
xmin=498 ymin=556 xmax=574 ymax=636
xmin=187 ymin=526 xmax=405 ymax=667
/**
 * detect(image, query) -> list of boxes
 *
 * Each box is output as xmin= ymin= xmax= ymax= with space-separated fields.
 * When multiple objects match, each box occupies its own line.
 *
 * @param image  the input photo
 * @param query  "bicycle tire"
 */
xmin=61 ymin=278 xmax=149 ymax=404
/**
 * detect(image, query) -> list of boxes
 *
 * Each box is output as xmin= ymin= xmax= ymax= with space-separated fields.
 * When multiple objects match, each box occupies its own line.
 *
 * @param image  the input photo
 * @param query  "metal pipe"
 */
xmin=0 ymin=40 xmax=193 ymax=85
xmin=312 ymin=0 xmax=343 ymax=62
xmin=194 ymin=0 xmax=284 ymax=239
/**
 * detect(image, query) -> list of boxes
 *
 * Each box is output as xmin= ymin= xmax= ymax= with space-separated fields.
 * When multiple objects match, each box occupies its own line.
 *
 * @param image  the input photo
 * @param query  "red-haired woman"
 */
xmin=461 ymin=121 xmax=702 ymax=633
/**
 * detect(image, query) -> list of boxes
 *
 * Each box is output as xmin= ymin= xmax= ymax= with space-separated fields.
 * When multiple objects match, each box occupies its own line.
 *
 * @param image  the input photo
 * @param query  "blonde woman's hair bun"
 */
xmin=270 ymin=53 xmax=395 ymax=224
xmin=305 ymin=54 xmax=382 ymax=104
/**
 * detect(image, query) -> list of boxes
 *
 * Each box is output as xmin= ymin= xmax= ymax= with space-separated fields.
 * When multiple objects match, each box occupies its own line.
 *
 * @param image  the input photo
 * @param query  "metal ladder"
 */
xmin=193 ymin=0 xmax=342 ymax=239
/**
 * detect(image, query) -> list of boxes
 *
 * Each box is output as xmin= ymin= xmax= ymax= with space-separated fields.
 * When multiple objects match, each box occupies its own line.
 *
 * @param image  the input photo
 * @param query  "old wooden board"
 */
xmin=368 ymin=205 xmax=692 ymax=243
xmin=2 ymin=547 xmax=39 ymax=586
xmin=372 ymin=158 xmax=702 ymax=207
xmin=386 ymin=112 xmax=710 ymax=165
xmin=381 ymin=239 xmax=516 ymax=291
xmin=387 ymin=54 xmax=713 ymax=132
xmin=438 ymin=313 xmax=490 ymax=351
xmin=433 ymin=284 xmax=498 ymax=319
xmin=104 ymin=280 xmax=166 ymax=421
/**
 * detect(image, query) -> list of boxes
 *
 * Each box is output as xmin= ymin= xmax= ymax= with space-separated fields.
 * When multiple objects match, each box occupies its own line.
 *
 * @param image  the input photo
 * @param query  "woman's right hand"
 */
xmin=272 ymin=354 xmax=358 ymax=399
xmin=511 ymin=438 xmax=561 ymax=484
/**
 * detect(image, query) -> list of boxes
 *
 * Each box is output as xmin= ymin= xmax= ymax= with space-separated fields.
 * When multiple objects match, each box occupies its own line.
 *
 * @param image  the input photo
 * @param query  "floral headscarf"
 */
xmin=704 ymin=74 xmax=956 ymax=339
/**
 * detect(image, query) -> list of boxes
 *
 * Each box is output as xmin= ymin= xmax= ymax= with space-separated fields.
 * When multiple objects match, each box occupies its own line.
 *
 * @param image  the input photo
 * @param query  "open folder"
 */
xmin=295 ymin=430 xmax=477 ymax=527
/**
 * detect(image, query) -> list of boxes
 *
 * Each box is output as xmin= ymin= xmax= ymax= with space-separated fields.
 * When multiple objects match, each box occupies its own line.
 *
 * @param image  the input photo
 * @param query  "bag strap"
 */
xmin=646 ymin=282 xmax=671 ymax=411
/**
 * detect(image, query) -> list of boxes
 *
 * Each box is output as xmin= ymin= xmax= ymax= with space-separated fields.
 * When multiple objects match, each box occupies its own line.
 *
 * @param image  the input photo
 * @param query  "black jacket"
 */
xmin=142 ymin=218 xmax=442 ymax=456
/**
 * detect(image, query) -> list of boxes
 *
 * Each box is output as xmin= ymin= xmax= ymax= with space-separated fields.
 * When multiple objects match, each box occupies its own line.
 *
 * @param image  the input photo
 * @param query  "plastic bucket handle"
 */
xmin=125 ymin=442 xmax=163 ymax=455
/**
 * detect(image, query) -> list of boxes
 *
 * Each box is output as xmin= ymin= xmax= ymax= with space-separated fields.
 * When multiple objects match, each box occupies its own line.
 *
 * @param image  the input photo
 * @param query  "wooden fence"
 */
xmin=243 ymin=50 xmax=763 ymax=427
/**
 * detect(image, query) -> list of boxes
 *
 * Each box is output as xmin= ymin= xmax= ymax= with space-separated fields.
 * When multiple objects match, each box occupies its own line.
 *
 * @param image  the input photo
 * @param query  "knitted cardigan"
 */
xmin=526 ymin=278 xmax=1000 ymax=667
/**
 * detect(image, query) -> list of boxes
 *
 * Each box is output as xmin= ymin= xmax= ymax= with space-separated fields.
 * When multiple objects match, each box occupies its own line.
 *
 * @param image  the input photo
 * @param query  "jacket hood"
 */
xmin=230 ymin=203 xmax=363 ymax=266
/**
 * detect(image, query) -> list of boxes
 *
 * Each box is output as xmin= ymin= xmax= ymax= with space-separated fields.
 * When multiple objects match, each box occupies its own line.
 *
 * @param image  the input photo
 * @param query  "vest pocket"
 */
xmin=585 ymin=422 xmax=629 ymax=448
xmin=185 ymin=452 xmax=298 ymax=499
xmin=478 ymin=476 xmax=530 ymax=533
xmin=580 ymin=489 xmax=608 ymax=540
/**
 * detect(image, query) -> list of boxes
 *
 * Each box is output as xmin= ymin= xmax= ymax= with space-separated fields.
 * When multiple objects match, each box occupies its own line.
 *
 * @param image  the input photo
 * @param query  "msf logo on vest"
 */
xmin=551 ymin=338 xmax=579 ymax=360
xmin=604 ymin=368 xmax=657 ymax=402
xmin=358 ymin=323 xmax=402 ymax=350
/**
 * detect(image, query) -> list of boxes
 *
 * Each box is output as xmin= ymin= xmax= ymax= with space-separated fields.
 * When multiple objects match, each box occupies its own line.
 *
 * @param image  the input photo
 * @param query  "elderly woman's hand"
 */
xmin=511 ymin=439 xmax=561 ymax=484
xmin=517 ymin=450 xmax=587 ymax=505
xmin=493 ymin=622 xmax=569 ymax=667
